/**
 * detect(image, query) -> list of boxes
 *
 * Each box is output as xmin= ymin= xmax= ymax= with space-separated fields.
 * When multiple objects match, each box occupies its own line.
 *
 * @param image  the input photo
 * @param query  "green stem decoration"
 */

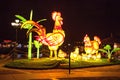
xmin=15 ymin=10 xmax=46 ymax=59
xmin=33 ymin=40 xmax=42 ymax=59
xmin=28 ymin=10 xmax=33 ymax=59
xmin=37 ymin=48 xmax=40 ymax=59
xmin=28 ymin=32 xmax=32 ymax=59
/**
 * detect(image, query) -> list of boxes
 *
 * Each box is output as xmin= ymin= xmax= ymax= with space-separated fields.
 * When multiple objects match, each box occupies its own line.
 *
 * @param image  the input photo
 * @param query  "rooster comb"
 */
xmin=52 ymin=11 xmax=61 ymax=20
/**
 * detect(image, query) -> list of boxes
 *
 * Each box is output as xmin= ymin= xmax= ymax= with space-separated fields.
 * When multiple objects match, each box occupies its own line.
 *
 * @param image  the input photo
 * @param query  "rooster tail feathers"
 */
xmin=26 ymin=28 xmax=41 ymax=37
xmin=94 ymin=36 xmax=101 ymax=44
xmin=21 ymin=20 xmax=42 ymax=29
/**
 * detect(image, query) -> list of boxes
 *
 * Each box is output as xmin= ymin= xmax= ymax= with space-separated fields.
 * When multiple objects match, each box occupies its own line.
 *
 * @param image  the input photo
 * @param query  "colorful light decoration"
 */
xmin=70 ymin=47 xmax=81 ymax=61
xmin=70 ymin=35 xmax=101 ymax=61
xmin=33 ymin=40 xmax=42 ymax=59
xmin=14 ymin=10 xmax=33 ymax=60
xmin=99 ymin=44 xmax=120 ymax=62
xmin=84 ymin=34 xmax=101 ymax=54
xmin=26 ymin=11 xmax=65 ymax=59
xmin=15 ymin=10 xmax=47 ymax=59
xmin=58 ymin=49 xmax=67 ymax=58
xmin=83 ymin=34 xmax=101 ymax=60
xmin=81 ymin=53 xmax=101 ymax=61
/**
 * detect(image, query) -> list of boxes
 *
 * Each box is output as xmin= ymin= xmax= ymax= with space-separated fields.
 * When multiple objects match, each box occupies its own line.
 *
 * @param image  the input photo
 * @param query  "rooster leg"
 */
xmin=54 ymin=50 xmax=57 ymax=59
xmin=50 ymin=50 xmax=53 ymax=58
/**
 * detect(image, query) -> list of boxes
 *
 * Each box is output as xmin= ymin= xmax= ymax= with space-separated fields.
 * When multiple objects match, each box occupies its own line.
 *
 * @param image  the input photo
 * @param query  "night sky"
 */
xmin=0 ymin=0 xmax=120 ymax=44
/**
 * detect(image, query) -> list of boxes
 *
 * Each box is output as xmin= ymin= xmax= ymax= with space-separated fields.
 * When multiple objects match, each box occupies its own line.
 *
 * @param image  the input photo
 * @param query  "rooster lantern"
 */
xmin=22 ymin=11 xmax=65 ymax=58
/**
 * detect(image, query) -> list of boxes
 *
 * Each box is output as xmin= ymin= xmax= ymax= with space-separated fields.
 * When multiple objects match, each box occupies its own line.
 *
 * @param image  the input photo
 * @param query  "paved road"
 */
xmin=1 ymin=60 xmax=120 ymax=80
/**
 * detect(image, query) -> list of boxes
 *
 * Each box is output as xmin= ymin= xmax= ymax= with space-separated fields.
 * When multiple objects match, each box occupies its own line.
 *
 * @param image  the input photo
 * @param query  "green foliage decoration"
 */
xmin=34 ymin=40 xmax=42 ymax=58
xmin=14 ymin=10 xmax=46 ymax=59
xmin=99 ymin=44 xmax=120 ymax=61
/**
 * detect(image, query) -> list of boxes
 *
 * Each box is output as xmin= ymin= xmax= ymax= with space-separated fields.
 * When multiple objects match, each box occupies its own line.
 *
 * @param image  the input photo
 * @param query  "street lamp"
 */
xmin=11 ymin=19 xmax=21 ymax=42
xmin=11 ymin=19 xmax=21 ymax=61
xmin=11 ymin=19 xmax=21 ymax=27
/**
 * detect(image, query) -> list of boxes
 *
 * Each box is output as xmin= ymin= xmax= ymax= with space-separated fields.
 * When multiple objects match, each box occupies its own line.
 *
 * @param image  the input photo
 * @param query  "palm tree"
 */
xmin=99 ymin=44 xmax=120 ymax=62
xmin=15 ymin=10 xmax=46 ymax=59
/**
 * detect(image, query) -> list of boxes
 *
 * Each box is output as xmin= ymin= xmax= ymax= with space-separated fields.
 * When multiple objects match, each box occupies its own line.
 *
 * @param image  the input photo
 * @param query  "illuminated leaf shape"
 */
xmin=15 ymin=15 xmax=27 ymax=22
xmin=22 ymin=24 xmax=33 ymax=29
xmin=103 ymin=44 xmax=111 ymax=50
xmin=37 ymin=19 xmax=47 ymax=23
xmin=34 ymin=40 xmax=42 ymax=49
xmin=21 ymin=20 xmax=41 ymax=29
xmin=111 ymin=48 xmax=120 ymax=53
xmin=99 ymin=49 xmax=108 ymax=53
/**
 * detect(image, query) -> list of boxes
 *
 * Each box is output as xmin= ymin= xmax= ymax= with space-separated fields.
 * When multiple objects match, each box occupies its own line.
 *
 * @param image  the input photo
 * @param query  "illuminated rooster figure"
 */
xmin=84 ymin=34 xmax=101 ymax=55
xmin=25 ymin=11 xmax=65 ymax=58
xmin=46 ymin=11 xmax=65 ymax=58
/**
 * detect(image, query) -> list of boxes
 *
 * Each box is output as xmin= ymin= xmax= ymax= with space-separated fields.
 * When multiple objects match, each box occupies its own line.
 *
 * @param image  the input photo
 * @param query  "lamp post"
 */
xmin=67 ymin=43 xmax=71 ymax=74
xmin=11 ymin=19 xmax=21 ymax=42
xmin=11 ymin=19 xmax=21 ymax=61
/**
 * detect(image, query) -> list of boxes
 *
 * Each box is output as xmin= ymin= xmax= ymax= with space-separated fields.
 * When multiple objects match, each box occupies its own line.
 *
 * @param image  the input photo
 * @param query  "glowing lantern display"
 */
xmin=26 ymin=11 xmax=65 ymax=59
xmin=83 ymin=34 xmax=101 ymax=54
xmin=83 ymin=34 xmax=101 ymax=60
xmin=81 ymin=53 xmax=101 ymax=61
xmin=70 ymin=47 xmax=81 ymax=61
xmin=14 ymin=10 xmax=46 ymax=59
xmin=58 ymin=49 xmax=67 ymax=58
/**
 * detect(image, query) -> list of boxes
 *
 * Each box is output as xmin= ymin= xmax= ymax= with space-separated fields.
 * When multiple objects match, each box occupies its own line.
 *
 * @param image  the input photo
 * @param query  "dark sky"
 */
xmin=0 ymin=0 xmax=120 ymax=43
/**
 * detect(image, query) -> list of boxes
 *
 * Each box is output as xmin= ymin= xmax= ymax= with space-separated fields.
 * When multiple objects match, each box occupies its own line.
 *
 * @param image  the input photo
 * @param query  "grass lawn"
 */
xmin=4 ymin=58 xmax=120 ymax=69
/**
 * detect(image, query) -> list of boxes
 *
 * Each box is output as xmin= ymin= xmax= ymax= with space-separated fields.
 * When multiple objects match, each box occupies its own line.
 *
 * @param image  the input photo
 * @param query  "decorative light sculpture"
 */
xmin=33 ymin=40 xmax=42 ymax=59
xmin=26 ymin=11 xmax=65 ymax=59
xmin=58 ymin=49 xmax=67 ymax=58
xmin=84 ymin=34 xmax=101 ymax=54
xmin=83 ymin=34 xmax=101 ymax=60
xmin=99 ymin=44 xmax=120 ymax=62
xmin=70 ymin=47 xmax=81 ymax=61
xmin=14 ymin=10 xmax=46 ymax=59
